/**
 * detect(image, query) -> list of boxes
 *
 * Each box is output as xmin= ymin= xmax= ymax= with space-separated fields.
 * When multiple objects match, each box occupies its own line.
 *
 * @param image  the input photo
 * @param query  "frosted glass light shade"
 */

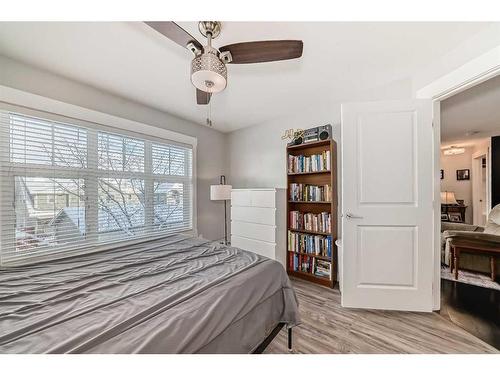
xmin=441 ymin=191 xmax=458 ymax=205
xmin=210 ymin=184 xmax=232 ymax=201
xmin=191 ymin=53 xmax=227 ymax=93
xmin=443 ymin=147 xmax=465 ymax=156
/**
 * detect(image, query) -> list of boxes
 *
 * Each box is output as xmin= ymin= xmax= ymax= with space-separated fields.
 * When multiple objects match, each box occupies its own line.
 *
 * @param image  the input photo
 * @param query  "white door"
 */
xmin=341 ymin=100 xmax=434 ymax=312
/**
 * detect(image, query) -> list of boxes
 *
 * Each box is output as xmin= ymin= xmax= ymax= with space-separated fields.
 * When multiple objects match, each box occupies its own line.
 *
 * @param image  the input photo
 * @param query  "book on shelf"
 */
xmin=289 ymin=210 xmax=331 ymax=233
xmin=288 ymin=150 xmax=331 ymax=173
xmin=289 ymin=183 xmax=332 ymax=202
xmin=288 ymin=230 xmax=332 ymax=258
xmin=288 ymin=252 xmax=332 ymax=280
xmin=314 ymin=259 xmax=332 ymax=279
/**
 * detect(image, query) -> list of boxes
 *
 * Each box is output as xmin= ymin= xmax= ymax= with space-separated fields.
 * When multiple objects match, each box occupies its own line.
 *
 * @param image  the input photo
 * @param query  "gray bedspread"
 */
xmin=0 ymin=234 xmax=300 ymax=353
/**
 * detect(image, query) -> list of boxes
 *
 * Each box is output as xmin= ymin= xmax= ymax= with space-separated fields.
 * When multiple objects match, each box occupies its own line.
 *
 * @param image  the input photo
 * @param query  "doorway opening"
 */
xmin=436 ymin=73 xmax=500 ymax=349
xmin=439 ymin=74 xmax=500 ymax=289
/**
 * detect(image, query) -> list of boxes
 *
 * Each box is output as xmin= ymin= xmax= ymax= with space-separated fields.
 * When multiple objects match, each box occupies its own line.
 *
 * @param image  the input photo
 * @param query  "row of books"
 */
xmin=287 ymin=231 xmax=333 ymax=257
xmin=289 ymin=210 xmax=331 ymax=233
xmin=289 ymin=253 xmax=332 ymax=279
xmin=289 ymin=183 xmax=332 ymax=202
xmin=288 ymin=151 xmax=331 ymax=174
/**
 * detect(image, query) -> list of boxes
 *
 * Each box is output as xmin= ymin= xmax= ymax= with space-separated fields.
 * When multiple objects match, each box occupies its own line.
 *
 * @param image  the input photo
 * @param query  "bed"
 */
xmin=0 ymin=234 xmax=300 ymax=353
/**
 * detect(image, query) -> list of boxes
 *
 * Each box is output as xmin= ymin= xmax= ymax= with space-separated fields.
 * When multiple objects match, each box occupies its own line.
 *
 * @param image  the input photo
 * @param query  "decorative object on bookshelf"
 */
xmin=281 ymin=128 xmax=305 ymax=142
xmin=286 ymin=124 xmax=332 ymax=146
xmin=286 ymin=138 xmax=337 ymax=288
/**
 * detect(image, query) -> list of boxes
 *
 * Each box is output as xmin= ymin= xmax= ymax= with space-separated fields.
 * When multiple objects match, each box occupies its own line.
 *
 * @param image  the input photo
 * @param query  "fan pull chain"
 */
xmin=206 ymin=97 xmax=213 ymax=127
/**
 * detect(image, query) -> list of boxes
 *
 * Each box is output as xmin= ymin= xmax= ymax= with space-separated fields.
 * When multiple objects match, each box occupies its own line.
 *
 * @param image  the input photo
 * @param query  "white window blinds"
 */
xmin=0 ymin=111 xmax=193 ymax=264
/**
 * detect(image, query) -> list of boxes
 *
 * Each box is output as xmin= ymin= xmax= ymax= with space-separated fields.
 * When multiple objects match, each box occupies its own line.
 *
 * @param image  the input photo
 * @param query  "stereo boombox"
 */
xmin=289 ymin=124 xmax=332 ymax=146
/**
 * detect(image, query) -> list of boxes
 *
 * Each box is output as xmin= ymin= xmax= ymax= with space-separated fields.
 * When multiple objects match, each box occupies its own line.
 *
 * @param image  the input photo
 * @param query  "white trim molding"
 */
xmin=416 ymin=45 xmax=500 ymax=100
xmin=0 ymin=85 xmax=197 ymax=147
xmin=415 ymin=43 xmax=500 ymax=311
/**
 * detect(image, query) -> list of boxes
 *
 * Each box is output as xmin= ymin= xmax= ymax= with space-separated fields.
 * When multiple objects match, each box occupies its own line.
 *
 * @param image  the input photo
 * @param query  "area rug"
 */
xmin=441 ymin=265 xmax=500 ymax=291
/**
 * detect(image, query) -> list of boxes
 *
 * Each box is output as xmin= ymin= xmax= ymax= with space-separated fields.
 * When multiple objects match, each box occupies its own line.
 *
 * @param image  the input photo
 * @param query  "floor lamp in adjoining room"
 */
xmin=210 ymin=175 xmax=232 ymax=245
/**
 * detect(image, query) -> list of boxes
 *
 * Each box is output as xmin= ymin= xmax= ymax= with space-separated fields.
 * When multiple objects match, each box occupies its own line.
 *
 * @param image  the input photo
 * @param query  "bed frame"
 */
xmin=251 ymin=323 xmax=293 ymax=354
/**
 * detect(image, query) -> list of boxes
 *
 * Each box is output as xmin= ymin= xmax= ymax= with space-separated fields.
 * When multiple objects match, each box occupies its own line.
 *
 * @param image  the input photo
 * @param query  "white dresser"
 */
xmin=230 ymin=188 xmax=286 ymax=268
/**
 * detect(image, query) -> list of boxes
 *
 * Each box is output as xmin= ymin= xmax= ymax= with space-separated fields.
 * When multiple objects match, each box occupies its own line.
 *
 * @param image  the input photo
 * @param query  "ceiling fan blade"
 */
xmin=196 ymin=89 xmax=211 ymax=105
xmin=219 ymin=40 xmax=303 ymax=64
xmin=145 ymin=21 xmax=203 ymax=51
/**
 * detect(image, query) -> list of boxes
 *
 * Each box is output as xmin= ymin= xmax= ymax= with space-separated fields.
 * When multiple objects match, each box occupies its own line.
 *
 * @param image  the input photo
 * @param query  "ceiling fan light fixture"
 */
xmin=443 ymin=146 xmax=465 ymax=156
xmin=144 ymin=21 xmax=303 ymax=105
xmin=191 ymin=52 xmax=227 ymax=93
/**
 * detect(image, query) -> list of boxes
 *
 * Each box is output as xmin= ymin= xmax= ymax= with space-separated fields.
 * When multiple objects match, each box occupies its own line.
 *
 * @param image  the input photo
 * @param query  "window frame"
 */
xmin=0 ymin=104 xmax=197 ymax=266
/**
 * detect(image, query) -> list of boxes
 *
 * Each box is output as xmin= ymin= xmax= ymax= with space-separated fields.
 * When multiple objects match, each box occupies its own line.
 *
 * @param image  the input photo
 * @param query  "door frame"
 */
xmin=472 ymin=150 xmax=490 ymax=226
xmin=416 ymin=45 xmax=500 ymax=310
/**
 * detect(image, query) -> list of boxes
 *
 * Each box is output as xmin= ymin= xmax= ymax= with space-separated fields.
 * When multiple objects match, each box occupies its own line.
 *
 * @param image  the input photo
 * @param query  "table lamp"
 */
xmin=441 ymin=191 xmax=458 ymax=205
xmin=210 ymin=175 xmax=232 ymax=245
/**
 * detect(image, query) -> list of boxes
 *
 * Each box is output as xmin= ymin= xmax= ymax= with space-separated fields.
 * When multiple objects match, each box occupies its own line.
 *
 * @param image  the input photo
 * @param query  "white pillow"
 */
xmin=484 ymin=204 xmax=500 ymax=235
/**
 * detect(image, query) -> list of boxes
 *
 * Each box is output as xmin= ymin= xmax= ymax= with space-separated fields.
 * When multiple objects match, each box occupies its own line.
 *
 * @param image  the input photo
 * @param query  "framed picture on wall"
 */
xmin=440 ymin=169 xmax=444 ymax=179
xmin=448 ymin=212 xmax=463 ymax=222
xmin=456 ymin=169 xmax=470 ymax=180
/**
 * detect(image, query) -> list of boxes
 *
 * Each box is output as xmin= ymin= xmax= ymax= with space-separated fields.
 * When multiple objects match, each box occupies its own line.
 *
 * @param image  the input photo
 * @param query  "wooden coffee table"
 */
xmin=450 ymin=245 xmax=499 ymax=281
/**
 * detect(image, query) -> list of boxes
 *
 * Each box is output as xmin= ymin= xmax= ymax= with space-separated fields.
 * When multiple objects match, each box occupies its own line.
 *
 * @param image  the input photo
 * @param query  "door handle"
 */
xmin=345 ymin=212 xmax=363 ymax=219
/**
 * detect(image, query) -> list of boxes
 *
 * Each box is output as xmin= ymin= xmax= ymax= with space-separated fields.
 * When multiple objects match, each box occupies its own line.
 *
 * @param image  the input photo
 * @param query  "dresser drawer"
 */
xmin=231 ymin=190 xmax=252 ymax=207
xmin=231 ymin=220 xmax=276 ymax=243
xmin=250 ymin=190 xmax=276 ymax=208
xmin=231 ymin=235 xmax=276 ymax=260
xmin=231 ymin=189 xmax=276 ymax=208
xmin=231 ymin=206 xmax=276 ymax=226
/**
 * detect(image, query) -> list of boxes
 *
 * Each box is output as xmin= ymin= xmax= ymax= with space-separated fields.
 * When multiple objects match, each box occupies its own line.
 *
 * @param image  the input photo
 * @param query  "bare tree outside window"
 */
xmin=7 ymin=114 xmax=189 ymax=253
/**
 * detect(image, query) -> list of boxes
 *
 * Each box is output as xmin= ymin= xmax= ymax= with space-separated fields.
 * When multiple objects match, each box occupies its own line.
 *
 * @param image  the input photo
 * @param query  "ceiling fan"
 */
xmin=145 ymin=21 xmax=304 ymax=105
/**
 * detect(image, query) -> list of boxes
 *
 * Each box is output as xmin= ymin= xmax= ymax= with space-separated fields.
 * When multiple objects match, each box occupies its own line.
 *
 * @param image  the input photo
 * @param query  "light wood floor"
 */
xmin=264 ymin=277 xmax=498 ymax=354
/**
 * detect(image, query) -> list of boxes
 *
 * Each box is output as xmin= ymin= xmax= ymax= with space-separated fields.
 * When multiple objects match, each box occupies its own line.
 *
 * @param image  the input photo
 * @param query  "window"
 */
xmin=153 ymin=181 xmax=186 ymax=230
xmin=0 ymin=111 xmax=193 ymax=262
xmin=98 ymin=178 xmax=145 ymax=238
xmin=98 ymin=132 xmax=144 ymax=172
xmin=14 ymin=177 xmax=86 ymax=251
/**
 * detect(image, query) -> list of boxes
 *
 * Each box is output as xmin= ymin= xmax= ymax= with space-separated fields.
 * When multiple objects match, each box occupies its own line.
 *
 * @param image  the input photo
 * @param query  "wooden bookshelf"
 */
xmin=287 ymin=170 xmax=331 ymax=176
xmin=286 ymin=139 xmax=337 ymax=288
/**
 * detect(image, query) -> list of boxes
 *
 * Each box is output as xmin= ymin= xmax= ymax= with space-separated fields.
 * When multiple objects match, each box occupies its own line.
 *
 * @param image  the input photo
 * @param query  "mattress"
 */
xmin=0 ymin=234 xmax=300 ymax=353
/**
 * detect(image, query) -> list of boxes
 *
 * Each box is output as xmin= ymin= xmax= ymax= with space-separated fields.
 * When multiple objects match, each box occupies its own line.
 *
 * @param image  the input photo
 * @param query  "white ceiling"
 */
xmin=441 ymin=73 xmax=500 ymax=144
xmin=0 ymin=22 xmax=492 ymax=132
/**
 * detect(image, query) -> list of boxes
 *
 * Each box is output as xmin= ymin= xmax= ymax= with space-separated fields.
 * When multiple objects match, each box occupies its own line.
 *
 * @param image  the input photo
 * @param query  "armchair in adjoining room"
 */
xmin=442 ymin=204 xmax=500 ymax=281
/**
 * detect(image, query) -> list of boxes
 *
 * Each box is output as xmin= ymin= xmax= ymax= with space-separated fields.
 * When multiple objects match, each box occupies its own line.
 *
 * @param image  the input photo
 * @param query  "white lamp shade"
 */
xmin=210 ymin=184 xmax=232 ymax=201
xmin=441 ymin=191 xmax=458 ymax=205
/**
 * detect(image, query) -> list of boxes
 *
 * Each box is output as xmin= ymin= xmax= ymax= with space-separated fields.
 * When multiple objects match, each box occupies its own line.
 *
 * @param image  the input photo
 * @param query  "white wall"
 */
xmin=0 ymin=56 xmax=228 ymax=241
xmin=228 ymin=79 xmax=413 ymax=189
xmin=440 ymin=148 xmax=474 ymax=223
xmin=412 ymin=23 xmax=500 ymax=93
xmin=228 ymin=78 xmax=413 ymax=241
